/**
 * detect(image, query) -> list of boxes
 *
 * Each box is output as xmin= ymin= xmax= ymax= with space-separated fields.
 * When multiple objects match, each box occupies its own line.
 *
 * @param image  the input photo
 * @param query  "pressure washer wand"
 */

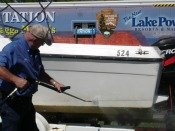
xmin=0 ymin=80 xmax=92 ymax=106
xmin=63 ymin=92 xmax=92 ymax=102
xmin=36 ymin=80 xmax=92 ymax=102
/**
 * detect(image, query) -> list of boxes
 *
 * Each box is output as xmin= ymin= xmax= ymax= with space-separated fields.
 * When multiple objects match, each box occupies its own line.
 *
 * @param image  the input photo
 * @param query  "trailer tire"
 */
xmin=36 ymin=112 xmax=50 ymax=131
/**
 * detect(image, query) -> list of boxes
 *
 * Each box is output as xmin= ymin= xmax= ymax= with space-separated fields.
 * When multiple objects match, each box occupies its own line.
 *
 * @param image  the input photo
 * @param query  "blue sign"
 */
xmin=74 ymin=28 xmax=96 ymax=35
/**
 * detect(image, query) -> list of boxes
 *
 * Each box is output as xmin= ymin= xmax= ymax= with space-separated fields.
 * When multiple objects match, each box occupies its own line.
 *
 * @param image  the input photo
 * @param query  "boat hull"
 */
xmin=33 ymin=54 xmax=162 ymax=113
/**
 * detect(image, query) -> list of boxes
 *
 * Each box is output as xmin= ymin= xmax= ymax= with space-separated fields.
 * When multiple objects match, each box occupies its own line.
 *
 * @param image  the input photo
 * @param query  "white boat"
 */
xmin=32 ymin=43 xmax=163 ymax=114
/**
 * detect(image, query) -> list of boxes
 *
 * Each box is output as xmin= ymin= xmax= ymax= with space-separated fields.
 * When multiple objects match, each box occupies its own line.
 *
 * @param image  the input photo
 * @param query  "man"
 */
xmin=0 ymin=24 xmax=65 ymax=131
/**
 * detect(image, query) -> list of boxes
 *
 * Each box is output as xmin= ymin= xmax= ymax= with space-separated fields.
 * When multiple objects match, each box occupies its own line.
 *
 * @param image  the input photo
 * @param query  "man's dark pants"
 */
xmin=0 ymin=95 xmax=39 ymax=131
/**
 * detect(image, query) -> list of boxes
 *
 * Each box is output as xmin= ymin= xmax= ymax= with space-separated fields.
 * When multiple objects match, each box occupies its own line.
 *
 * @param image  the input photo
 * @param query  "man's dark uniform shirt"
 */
xmin=0 ymin=37 xmax=44 ymax=96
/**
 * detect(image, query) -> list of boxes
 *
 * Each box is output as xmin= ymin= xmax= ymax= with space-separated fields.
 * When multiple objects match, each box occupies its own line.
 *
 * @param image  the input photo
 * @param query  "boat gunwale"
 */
xmin=41 ymin=54 xmax=163 ymax=62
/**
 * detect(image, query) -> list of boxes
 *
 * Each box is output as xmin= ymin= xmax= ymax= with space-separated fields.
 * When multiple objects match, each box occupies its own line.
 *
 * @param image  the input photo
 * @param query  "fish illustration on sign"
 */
xmin=96 ymin=8 xmax=118 ymax=37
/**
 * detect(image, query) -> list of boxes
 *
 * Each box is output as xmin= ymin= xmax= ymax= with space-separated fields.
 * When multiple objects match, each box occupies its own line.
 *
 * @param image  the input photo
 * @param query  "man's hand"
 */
xmin=52 ymin=81 xmax=65 ymax=93
xmin=14 ymin=77 xmax=29 ymax=89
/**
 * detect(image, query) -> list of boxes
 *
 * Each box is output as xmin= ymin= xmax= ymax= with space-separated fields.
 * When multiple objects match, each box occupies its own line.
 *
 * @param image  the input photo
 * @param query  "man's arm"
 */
xmin=39 ymin=71 xmax=64 ymax=92
xmin=0 ymin=66 xmax=28 ymax=89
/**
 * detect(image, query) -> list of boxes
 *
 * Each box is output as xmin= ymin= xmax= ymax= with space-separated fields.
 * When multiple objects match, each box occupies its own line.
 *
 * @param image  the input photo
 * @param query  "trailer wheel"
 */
xmin=36 ymin=112 xmax=50 ymax=131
